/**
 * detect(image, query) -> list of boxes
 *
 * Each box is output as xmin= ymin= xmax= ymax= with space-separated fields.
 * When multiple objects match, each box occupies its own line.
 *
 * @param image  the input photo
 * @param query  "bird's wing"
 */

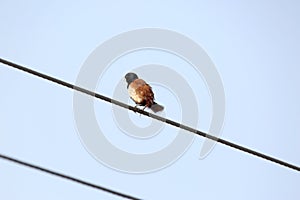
xmin=135 ymin=84 xmax=154 ymax=106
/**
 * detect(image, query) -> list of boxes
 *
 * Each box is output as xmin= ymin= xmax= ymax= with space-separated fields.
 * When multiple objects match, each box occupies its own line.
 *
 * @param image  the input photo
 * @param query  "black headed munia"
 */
xmin=125 ymin=72 xmax=164 ymax=113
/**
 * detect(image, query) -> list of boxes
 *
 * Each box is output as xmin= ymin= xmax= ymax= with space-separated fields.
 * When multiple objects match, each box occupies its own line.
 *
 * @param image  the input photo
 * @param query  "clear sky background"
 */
xmin=0 ymin=0 xmax=300 ymax=199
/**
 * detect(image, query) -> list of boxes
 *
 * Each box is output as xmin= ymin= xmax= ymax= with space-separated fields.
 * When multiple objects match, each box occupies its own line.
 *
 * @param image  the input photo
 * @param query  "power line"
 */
xmin=0 ymin=153 xmax=141 ymax=200
xmin=0 ymin=57 xmax=299 ymax=173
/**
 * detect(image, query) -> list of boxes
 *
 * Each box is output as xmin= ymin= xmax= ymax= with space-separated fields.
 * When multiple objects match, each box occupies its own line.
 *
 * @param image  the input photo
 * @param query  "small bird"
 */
xmin=125 ymin=72 xmax=164 ymax=113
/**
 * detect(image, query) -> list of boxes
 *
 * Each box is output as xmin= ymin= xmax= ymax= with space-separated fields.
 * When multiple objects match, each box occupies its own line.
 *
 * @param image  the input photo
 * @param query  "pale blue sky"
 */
xmin=0 ymin=0 xmax=299 ymax=199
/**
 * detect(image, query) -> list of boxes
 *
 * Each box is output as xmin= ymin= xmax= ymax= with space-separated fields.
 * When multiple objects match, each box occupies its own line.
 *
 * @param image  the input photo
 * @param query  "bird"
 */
xmin=125 ymin=72 xmax=164 ymax=113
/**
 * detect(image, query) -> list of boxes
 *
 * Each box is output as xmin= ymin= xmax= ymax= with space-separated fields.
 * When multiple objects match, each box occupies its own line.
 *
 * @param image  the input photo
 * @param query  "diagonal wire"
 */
xmin=0 ymin=57 xmax=299 ymax=173
xmin=0 ymin=153 xmax=141 ymax=200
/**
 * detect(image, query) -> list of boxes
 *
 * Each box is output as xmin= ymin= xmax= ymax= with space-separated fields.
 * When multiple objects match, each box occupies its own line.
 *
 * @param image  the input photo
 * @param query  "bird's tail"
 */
xmin=150 ymin=102 xmax=164 ymax=113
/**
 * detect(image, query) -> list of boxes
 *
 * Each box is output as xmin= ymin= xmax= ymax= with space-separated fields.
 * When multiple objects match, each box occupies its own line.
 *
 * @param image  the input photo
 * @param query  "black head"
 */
xmin=125 ymin=72 xmax=138 ymax=86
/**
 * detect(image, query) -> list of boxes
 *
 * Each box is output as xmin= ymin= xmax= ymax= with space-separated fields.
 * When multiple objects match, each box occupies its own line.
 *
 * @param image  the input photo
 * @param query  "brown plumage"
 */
xmin=125 ymin=73 xmax=164 ymax=113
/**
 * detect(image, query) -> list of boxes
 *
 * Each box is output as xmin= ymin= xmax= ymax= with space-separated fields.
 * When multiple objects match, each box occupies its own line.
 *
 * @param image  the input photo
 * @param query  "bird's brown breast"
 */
xmin=128 ymin=79 xmax=154 ymax=107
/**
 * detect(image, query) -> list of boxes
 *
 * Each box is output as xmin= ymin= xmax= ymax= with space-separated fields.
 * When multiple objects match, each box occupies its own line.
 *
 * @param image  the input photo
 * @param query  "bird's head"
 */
xmin=125 ymin=72 xmax=138 ymax=85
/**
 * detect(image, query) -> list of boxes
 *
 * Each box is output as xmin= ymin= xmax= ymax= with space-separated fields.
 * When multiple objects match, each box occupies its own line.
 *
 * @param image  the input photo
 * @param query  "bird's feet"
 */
xmin=133 ymin=105 xmax=139 ymax=113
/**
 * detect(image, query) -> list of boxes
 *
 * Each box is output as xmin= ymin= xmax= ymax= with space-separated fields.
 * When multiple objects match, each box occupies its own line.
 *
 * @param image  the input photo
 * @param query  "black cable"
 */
xmin=0 ymin=153 xmax=141 ymax=200
xmin=0 ymin=57 xmax=299 ymax=173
